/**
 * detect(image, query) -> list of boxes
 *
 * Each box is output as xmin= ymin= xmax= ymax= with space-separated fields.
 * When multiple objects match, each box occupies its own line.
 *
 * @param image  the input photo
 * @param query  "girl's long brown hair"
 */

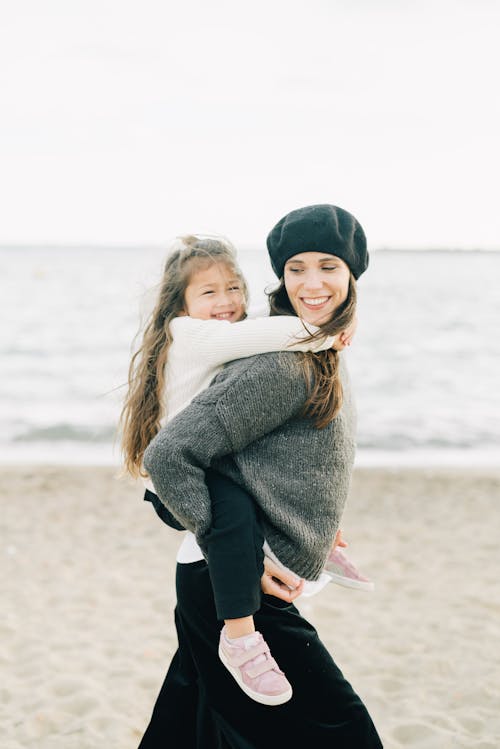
xmin=267 ymin=273 xmax=357 ymax=428
xmin=120 ymin=235 xmax=248 ymax=478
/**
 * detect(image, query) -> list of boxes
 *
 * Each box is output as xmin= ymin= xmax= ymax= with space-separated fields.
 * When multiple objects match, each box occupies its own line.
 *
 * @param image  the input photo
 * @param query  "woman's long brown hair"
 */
xmin=119 ymin=235 xmax=248 ymax=478
xmin=267 ymin=273 xmax=357 ymax=428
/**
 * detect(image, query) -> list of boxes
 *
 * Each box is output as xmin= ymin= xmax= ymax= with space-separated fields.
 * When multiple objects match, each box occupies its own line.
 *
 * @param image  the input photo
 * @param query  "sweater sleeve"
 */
xmin=143 ymin=353 xmax=307 ymax=537
xmin=169 ymin=315 xmax=334 ymax=367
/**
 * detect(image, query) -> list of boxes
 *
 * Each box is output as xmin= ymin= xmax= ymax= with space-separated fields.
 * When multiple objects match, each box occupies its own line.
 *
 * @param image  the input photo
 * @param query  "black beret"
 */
xmin=266 ymin=204 xmax=368 ymax=280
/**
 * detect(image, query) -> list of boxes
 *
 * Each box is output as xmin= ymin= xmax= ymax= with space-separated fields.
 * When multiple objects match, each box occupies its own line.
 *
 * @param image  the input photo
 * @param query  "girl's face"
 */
xmin=182 ymin=262 xmax=246 ymax=322
xmin=284 ymin=252 xmax=350 ymax=325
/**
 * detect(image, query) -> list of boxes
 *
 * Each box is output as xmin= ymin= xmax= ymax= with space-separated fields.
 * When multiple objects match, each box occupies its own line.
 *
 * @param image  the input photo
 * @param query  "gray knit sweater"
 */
xmin=144 ymin=351 xmax=356 ymax=581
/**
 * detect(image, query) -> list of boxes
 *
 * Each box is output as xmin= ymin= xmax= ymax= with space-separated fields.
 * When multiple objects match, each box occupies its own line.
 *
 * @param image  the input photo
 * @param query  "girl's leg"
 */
xmin=203 ymin=468 xmax=264 ymax=627
xmin=203 ymin=469 xmax=293 ymax=706
xmin=175 ymin=560 xmax=383 ymax=748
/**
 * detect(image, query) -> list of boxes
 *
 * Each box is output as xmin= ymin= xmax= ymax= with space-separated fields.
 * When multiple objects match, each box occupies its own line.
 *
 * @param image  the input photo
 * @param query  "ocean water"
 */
xmin=1 ymin=246 xmax=499 ymax=466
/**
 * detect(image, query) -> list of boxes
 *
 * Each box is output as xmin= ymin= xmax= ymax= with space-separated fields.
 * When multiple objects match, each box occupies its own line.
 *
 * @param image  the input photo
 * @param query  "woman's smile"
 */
xmin=301 ymin=296 xmax=330 ymax=308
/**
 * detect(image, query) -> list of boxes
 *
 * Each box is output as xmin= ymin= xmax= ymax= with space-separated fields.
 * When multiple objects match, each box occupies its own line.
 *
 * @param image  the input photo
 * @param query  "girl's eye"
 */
xmin=202 ymin=290 xmax=214 ymax=295
xmin=321 ymin=265 xmax=337 ymax=271
xmin=229 ymin=286 xmax=241 ymax=292
xmin=287 ymin=267 xmax=302 ymax=273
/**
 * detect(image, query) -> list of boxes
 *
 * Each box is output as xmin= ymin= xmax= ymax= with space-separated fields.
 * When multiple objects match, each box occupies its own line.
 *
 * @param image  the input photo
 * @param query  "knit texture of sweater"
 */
xmin=142 ymin=314 xmax=333 ymax=493
xmin=144 ymin=351 xmax=356 ymax=581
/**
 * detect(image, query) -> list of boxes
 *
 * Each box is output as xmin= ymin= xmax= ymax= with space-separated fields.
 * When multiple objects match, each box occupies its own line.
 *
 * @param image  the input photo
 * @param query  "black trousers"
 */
xmin=138 ymin=560 xmax=383 ymax=748
xmin=145 ymin=469 xmax=264 ymax=621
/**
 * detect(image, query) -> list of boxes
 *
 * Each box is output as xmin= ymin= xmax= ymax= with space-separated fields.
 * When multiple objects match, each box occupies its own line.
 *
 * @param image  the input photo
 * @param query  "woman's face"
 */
xmin=284 ymin=252 xmax=350 ymax=325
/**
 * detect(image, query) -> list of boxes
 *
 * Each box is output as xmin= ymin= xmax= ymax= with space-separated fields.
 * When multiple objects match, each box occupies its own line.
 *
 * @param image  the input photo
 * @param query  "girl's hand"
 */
xmin=261 ymin=557 xmax=304 ymax=603
xmin=333 ymin=316 xmax=358 ymax=350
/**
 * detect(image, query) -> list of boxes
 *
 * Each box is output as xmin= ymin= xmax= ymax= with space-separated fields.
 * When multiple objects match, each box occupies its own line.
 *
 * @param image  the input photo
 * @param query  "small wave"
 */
xmin=11 ymin=424 xmax=500 ymax=450
xmin=357 ymin=435 xmax=500 ymax=450
xmin=13 ymin=424 xmax=116 ymax=443
xmin=355 ymin=447 xmax=500 ymax=468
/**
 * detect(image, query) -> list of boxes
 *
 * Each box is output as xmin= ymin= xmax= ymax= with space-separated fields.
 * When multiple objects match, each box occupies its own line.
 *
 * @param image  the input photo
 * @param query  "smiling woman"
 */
xmin=265 ymin=205 xmax=366 ymax=429
xmin=268 ymin=252 xmax=356 ymax=429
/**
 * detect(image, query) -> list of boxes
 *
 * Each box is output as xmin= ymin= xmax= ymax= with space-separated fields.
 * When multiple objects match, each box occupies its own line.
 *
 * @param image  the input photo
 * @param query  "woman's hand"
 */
xmin=261 ymin=557 xmax=304 ymax=603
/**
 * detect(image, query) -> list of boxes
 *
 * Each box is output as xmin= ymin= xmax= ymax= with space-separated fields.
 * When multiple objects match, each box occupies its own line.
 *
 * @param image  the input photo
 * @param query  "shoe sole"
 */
xmin=218 ymin=644 xmax=293 ymax=706
xmin=324 ymin=571 xmax=375 ymax=592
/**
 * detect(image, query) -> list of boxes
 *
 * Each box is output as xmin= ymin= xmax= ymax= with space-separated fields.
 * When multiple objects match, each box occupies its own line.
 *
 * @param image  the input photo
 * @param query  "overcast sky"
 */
xmin=1 ymin=0 xmax=499 ymax=249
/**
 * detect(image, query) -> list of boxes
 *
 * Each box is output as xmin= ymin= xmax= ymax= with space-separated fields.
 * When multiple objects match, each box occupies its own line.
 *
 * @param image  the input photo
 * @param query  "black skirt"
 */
xmin=138 ymin=560 xmax=383 ymax=749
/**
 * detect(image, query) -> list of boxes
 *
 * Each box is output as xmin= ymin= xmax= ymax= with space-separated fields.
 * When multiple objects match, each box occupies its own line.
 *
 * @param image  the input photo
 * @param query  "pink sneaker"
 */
xmin=218 ymin=627 xmax=292 ymax=706
xmin=324 ymin=548 xmax=374 ymax=592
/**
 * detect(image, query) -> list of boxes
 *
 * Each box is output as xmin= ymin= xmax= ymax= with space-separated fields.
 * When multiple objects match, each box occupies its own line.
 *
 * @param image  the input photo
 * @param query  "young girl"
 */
xmin=121 ymin=234 xmax=369 ymax=706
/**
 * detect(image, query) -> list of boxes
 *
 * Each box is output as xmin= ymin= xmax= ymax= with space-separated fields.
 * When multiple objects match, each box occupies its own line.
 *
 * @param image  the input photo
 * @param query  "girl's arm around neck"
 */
xmin=169 ymin=315 xmax=334 ymax=367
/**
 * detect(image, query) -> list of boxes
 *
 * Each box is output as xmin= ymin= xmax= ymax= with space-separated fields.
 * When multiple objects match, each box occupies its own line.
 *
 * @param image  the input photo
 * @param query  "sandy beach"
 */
xmin=2 ymin=464 xmax=500 ymax=748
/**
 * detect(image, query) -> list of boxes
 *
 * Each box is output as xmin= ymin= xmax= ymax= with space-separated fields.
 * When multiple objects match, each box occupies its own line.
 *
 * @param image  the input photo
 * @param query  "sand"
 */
xmin=1 ymin=465 xmax=500 ymax=748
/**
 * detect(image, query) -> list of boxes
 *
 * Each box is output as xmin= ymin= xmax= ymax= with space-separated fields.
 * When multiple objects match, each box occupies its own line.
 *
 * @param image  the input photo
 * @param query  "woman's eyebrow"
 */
xmin=285 ymin=257 xmax=338 ymax=265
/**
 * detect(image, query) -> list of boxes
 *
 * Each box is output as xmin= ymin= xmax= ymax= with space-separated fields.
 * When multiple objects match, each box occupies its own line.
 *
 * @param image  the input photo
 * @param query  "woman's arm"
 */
xmin=170 ymin=315 xmax=335 ymax=368
xmin=144 ymin=353 xmax=307 ymax=537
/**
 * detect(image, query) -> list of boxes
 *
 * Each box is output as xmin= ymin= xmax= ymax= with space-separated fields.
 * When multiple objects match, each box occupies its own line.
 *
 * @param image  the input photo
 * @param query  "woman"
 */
xmin=139 ymin=204 xmax=382 ymax=747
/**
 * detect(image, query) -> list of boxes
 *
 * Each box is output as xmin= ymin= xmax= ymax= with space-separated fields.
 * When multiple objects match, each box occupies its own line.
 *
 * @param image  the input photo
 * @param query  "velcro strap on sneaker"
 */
xmin=231 ymin=641 xmax=269 ymax=668
xmin=247 ymin=657 xmax=279 ymax=679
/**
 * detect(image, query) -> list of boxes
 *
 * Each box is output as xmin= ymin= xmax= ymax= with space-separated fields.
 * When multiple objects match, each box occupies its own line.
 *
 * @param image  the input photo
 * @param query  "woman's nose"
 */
xmin=302 ymin=271 xmax=324 ymax=291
